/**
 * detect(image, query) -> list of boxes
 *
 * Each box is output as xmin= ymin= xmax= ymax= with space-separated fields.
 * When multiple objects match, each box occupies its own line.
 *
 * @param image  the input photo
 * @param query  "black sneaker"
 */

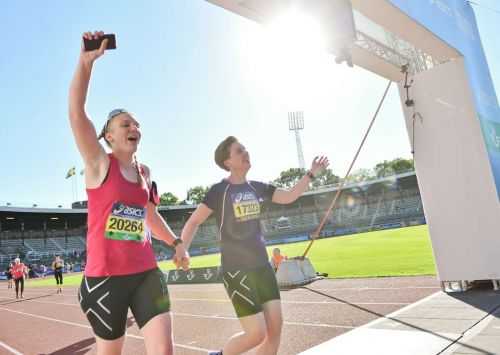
xmin=208 ymin=351 xmax=223 ymax=355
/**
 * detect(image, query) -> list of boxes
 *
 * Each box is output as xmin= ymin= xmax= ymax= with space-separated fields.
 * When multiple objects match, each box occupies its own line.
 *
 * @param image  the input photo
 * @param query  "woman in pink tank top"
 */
xmin=69 ymin=31 xmax=189 ymax=354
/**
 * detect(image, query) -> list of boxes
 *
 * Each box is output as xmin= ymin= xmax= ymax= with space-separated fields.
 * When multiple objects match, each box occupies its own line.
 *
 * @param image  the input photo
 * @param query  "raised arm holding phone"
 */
xmin=69 ymin=31 xmax=188 ymax=355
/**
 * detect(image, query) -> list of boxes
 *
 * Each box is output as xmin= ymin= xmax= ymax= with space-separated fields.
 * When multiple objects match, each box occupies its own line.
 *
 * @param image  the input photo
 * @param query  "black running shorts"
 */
xmin=78 ymin=267 xmax=170 ymax=340
xmin=222 ymin=263 xmax=281 ymax=318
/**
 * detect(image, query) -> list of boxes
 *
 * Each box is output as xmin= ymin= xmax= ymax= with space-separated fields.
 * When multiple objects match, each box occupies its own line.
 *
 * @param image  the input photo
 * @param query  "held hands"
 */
xmin=309 ymin=156 xmax=330 ymax=177
xmin=172 ymin=243 xmax=190 ymax=271
xmin=80 ymin=31 xmax=108 ymax=65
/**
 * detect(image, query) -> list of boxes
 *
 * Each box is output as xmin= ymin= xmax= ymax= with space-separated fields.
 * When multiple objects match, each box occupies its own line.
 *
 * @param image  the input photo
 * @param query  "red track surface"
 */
xmin=0 ymin=276 xmax=439 ymax=354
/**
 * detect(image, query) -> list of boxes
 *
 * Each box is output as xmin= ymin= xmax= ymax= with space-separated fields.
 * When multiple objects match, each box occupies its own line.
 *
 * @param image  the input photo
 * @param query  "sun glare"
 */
xmin=241 ymin=9 xmax=336 ymax=109
xmin=267 ymin=9 xmax=327 ymax=55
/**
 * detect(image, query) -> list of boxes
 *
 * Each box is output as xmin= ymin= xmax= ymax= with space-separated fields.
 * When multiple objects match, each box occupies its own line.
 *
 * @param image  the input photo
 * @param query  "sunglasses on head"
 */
xmin=99 ymin=108 xmax=129 ymax=140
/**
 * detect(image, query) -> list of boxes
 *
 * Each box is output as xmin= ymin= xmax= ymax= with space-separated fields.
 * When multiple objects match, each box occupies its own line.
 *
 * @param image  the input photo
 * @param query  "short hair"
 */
xmin=214 ymin=136 xmax=237 ymax=171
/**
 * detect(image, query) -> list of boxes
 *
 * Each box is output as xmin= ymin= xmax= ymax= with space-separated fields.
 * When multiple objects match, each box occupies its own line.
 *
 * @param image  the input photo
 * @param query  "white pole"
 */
xmin=295 ymin=130 xmax=305 ymax=170
xmin=288 ymin=111 xmax=306 ymax=170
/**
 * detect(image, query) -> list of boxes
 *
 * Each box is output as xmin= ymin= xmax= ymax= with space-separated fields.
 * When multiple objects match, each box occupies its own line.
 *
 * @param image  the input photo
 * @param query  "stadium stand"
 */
xmin=0 ymin=172 xmax=425 ymax=271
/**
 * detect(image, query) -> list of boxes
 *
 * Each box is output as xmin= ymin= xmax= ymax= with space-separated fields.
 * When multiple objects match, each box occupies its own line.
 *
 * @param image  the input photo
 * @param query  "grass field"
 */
xmin=26 ymin=225 xmax=436 ymax=288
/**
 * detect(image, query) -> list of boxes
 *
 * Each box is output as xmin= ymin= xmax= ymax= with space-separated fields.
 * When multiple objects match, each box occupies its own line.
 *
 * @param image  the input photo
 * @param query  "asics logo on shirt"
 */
xmin=122 ymin=206 xmax=145 ymax=218
xmin=234 ymin=192 xmax=258 ymax=203
xmin=113 ymin=204 xmax=145 ymax=218
xmin=112 ymin=204 xmax=126 ymax=215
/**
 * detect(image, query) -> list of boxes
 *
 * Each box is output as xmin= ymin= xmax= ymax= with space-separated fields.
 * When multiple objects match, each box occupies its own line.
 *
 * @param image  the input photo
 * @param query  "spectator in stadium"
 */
xmin=68 ymin=31 xmax=189 ymax=354
xmin=6 ymin=262 xmax=13 ymax=289
xmin=11 ymin=258 xmax=27 ymax=299
xmin=180 ymin=136 xmax=328 ymax=355
xmin=270 ymin=248 xmax=288 ymax=272
xmin=28 ymin=263 xmax=35 ymax=279
xmin=24 ymin=264 xmax=30 ymax=280
xmin=52 ymin=255 xmax=64 ymax=294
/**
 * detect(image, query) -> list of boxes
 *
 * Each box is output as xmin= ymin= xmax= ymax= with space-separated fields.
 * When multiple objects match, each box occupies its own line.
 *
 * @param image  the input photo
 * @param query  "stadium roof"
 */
xmin=0 ymin=207 xmax=87 ymax=214
xmin=0 ymin=171 xmax=416 ymax=214
xmin=302 ymin=170 xmax=416 ymax=196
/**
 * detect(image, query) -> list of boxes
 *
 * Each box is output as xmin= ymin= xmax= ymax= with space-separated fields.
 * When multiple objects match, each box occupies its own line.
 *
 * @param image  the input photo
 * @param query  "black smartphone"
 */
xmin=83 ymin=34 xmax=117 ymax=51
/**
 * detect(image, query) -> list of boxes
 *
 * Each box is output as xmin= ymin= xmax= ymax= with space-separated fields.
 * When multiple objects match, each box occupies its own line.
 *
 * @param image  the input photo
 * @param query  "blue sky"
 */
xmin=1 ymin=1 xmax=499 ymax=208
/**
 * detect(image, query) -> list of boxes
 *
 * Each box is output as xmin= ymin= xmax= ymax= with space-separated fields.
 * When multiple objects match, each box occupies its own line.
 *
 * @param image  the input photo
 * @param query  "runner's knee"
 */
xmin=246 ymin=327 xmax=266 ymax=346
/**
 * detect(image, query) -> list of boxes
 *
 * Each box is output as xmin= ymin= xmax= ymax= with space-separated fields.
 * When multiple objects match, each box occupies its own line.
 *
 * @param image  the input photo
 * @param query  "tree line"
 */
xmin=160 ymin=157 xmax=414 ymax=206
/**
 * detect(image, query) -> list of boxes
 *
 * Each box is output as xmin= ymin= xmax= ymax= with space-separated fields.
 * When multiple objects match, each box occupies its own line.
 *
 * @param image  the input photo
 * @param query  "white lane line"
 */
xmin=302 ymin=286 xmax=440 ymax=291
xmin=351 ymin=291 xmax=442 ymax=328
xmin=0 ymin=299 xmax=352 ymax=329
xmin=285 ymin=321 xmax=354 ymax=329
xmin=0 ymin=292 xmax=68 ymax=298
xmin=0 ymin=295 xmax=409 ymax=307
xmin=168 ymin=286 xmax=440 ymax=292
xmin=0 ymin=297 xmax=78 ymax=307
xmin=0 ymin=285 xmax=440 ymax=294
xmin=172 ymin=298 xmax=410 ymax=306
xmin=0 ymin=307 xmax=208 ymax=353
xmin=0 ymin=284 xmax=440 ymax=294
xmin=176 ymin=298 xmax=410 ymax=306
xmin=299 ymin=291 xmax=443 ymax=354
xmin=0 ymin=341 xmax=23 ymax=355
xmin=174 ymin=312 xmax=354 ymax=329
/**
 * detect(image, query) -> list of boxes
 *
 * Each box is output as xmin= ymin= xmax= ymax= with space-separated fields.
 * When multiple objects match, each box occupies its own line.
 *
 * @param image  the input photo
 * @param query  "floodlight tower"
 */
xmin=288 ymin=111 xmax=306 ymax=170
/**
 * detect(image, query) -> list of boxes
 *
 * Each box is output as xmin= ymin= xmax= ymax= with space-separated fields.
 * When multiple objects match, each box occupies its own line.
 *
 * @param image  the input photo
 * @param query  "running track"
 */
xmin=0 ymin=276 xmax=440 ymax=354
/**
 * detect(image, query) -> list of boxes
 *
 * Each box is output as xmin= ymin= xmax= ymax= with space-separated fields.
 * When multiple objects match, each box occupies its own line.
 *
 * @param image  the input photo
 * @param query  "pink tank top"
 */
xmin=85 ymin=154 xmax=157 ymax=276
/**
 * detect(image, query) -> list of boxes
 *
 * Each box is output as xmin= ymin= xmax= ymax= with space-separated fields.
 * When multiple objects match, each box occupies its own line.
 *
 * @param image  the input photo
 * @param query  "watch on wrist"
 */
xmin=306 ymin=170 xmax=316 ymax=180
xmin=172 ymin=238 xmax=183 ymax=247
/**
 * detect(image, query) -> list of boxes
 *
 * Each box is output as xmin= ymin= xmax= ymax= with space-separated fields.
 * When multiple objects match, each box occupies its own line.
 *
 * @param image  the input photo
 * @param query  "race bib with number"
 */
xmin=105 ymin=202 xmax=146 ymax=242
xmin=232 ymin=191 xmax=261 ymax=222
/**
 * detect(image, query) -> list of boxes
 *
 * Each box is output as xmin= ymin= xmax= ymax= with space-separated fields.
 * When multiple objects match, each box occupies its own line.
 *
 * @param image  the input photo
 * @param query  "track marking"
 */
xmin=305 ymin=286 xmax=440 ymax=291
xmin=300 ymin=291 xmax=442 ymax=353
xmin=172 ymin=298 xmax=410 ymax=306
xmin=0 ymin=341 xmax=23 ymax=355
xmin=0 ymin=300 xmax=356 ymax=329
xmin=174 ymin=312 xmax=355 ymax=329
xmin=0 ymin=295 xmax=410 ymax=307
xmin=0 ymin=307 xmax=209 ymax=353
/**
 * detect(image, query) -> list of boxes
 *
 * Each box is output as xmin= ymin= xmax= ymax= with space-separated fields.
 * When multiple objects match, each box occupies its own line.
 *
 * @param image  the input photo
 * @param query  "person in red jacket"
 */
xmin=271 ymin=248 xmax=288 ymax=272
xmin=11 ymin=258 xmax=27 ymax=299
